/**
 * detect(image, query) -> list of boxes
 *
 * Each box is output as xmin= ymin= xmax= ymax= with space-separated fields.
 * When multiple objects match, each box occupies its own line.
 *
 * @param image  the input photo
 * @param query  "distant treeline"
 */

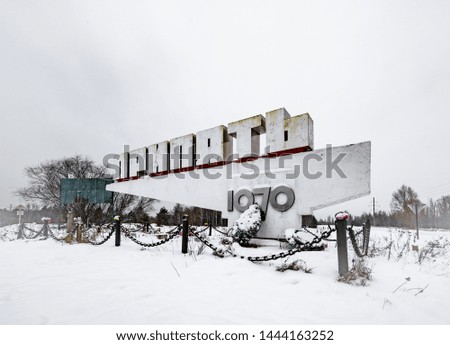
xmin=0 ymin=203 xmax=223 ymax=227
xmin=5 ymin=182 xmax=450 ymax=230
xmin=0 ymin=207 xmax=61 ymax=227
xmin=319 ymin=194 xmax=450 ymax=229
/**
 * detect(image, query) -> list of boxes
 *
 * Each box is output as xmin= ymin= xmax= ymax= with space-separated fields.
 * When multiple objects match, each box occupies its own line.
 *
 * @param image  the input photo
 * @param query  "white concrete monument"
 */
xmin=106 ymin=108 xmax=371 ymax=238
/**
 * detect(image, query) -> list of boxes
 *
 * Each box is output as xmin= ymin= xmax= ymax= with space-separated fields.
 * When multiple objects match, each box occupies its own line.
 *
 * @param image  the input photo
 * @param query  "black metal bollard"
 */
xmin=335 ymin=218 xmax=349 ymax=276
xmin=43 ymin=218 xmax=49 ymax=238
xmin=363 ymin=218 xmax=371 ymax=256
xmin=182 ymin=215 xmax=189 ymax=254
xmin=114 ymin=216 xmax=121 ymax=247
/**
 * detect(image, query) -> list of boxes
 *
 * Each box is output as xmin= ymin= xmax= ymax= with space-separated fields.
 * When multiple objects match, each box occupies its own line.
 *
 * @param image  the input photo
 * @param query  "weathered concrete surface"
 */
xmin=108 ymin=141 xmax=371 ymax=238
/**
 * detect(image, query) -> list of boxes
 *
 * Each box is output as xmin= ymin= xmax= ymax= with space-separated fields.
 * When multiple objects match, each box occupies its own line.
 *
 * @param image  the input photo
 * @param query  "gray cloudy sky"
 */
xmin=1 ymin=0 xmax=450 ymax=218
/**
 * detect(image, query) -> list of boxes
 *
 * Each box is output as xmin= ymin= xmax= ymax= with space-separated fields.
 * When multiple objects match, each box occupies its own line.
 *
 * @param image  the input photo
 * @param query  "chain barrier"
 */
xmin=211 ymin=226 xmax=231 ymax=236
xmin=123 ymin=224 xmax=146 ymax=233
xmin=320 ymin=225 xmax=337 ymax=241
xmin=22 ymin=226 xmax=44 ymax=239
xmin=167 ymin=226 xmax=182 ymax=234
xmin=246 ymin=227 xmax=336 ymax=262
xmin=85 ymin=225 xmax=116 ymax=246
xmin=353 ymin=228 xmax=364 ymax=237
xmin=190 ymin=226 xmax=209 ymax=235
xmin=190 ymin=226 xmax=336 ymax=262
xmin=23 ymin=225 xmax=40 ymax=234
xmin=122 ymin=226 xmax=180 ymax=248
xmin=47 ymin=227 xmax=67 ymax=242
xmin=190 ymin=228 xmax=222 ymax=253
xmin=322 ymin=225 xmax=363 ymax=242
xmin=300 ymin=226 xmax=323 ymax=242
xmin=348 ymin=227 xmax=364 ymax=258
xmin=16 ymin=218 xmax=370 ymax=262
xmin=347 ymin=223 xmax=370 ymax=257
xmin=362 ymin=222 xmax=370 ymax=256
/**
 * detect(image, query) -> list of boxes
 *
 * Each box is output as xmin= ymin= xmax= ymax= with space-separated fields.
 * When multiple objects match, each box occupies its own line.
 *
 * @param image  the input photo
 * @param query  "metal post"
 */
xmin=363 ymin=218 xmax=371 ymax=256
xmin=58 ymin=206 xmax=62 ymax=230
xmin=415 ymin=203 xmax=419 ymax=240
xmin=209 ymin=216 xmax=212 ymax=237
xmin=17 ymin=222 xmax=24 ymax=240
xmin=182 ymin=214 xmax=189 ymax=254
xmin=114 ymin=216 xmax=121 ymax=247
xmin=43 ymin=218 xmax=49 ymax=238
xmin=335 ymin=218 xmax=349 ymax=276
xmin=372 ymin=197 xmax=376 ymax=227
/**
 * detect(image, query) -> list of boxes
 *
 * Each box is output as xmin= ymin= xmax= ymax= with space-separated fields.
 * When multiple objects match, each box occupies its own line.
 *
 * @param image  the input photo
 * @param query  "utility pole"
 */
xmin=415 ymin=203 xmax=419 ymax=240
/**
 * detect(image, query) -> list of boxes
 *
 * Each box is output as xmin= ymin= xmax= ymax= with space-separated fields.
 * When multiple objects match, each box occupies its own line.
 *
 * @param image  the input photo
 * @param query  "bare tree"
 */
xmin=389 ymin=185 xmax=421 ymax=228
xmin=16 ymin=155 xmax=105 ymax=207
xmin=436 ymin=195 xmax=450 ymax=228
xmin=16 ymin=155 xmax=153 ymax=225
xmin=390 ymin=185 xmax=420 ymax=212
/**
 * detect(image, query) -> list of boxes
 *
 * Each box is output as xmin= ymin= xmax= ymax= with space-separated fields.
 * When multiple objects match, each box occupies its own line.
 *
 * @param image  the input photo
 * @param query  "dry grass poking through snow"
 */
xmin=338 ymin=258 xmax=372 ymax=286
xmin=367 ymin=228 xmax=450 ymax=269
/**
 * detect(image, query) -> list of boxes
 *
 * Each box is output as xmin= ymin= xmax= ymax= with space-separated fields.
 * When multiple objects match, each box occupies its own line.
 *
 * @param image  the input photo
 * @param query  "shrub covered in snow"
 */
xmin=229 ymin=204 xmax=261 ymax=245
xmin=0 ymin=225 xmax=20 ymax=242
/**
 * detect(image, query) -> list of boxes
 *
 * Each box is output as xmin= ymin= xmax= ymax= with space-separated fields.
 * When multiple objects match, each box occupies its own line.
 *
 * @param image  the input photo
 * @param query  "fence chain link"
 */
xmin=22 ymin=225 xmax=44 ymax=239
xmin=47 ymin=227 xmax=67 ymax=242
xmin=122 ymin=226 xmax=180 ymax=248
xmin=84 ymin=225 xmax=116 ymax=246
xmin=211 ymin=226 xmax=230 ymax=236
xmin=123 ymin=224 xmax=146 ymax=233
xmin=23 ymin=225 xmax=40 ymax=234
xmin=190 ymin=226 xmax=336 ymax=262
xmin=347 ymin=223 xmax=371 ymax=257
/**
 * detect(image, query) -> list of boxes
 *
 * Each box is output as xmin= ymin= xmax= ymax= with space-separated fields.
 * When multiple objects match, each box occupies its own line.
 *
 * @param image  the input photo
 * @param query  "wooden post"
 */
xmin=76 ymin=222 xmax=82 ymax=243
xmin=182 ymin=215 xmax=189 ymax=254
xmin=335 ymin=218 xmax=349 ymax=276
xmin=67 ymin=210 xmax=74 ymax=234
xmin=114 ymin=216 xmax=121 ymax=247
xmin=17 ymin=222 xmax=24 ymax=240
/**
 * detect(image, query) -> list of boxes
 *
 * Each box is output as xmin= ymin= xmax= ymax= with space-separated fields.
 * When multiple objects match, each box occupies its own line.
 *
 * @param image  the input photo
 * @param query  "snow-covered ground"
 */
xmin=0 ymin=224 xmax=449 ymax=325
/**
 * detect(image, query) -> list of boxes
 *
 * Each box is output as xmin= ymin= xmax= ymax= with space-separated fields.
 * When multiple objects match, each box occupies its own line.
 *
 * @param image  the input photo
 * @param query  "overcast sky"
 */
xmin=1 ymin=0 xmax=450 ymax=218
